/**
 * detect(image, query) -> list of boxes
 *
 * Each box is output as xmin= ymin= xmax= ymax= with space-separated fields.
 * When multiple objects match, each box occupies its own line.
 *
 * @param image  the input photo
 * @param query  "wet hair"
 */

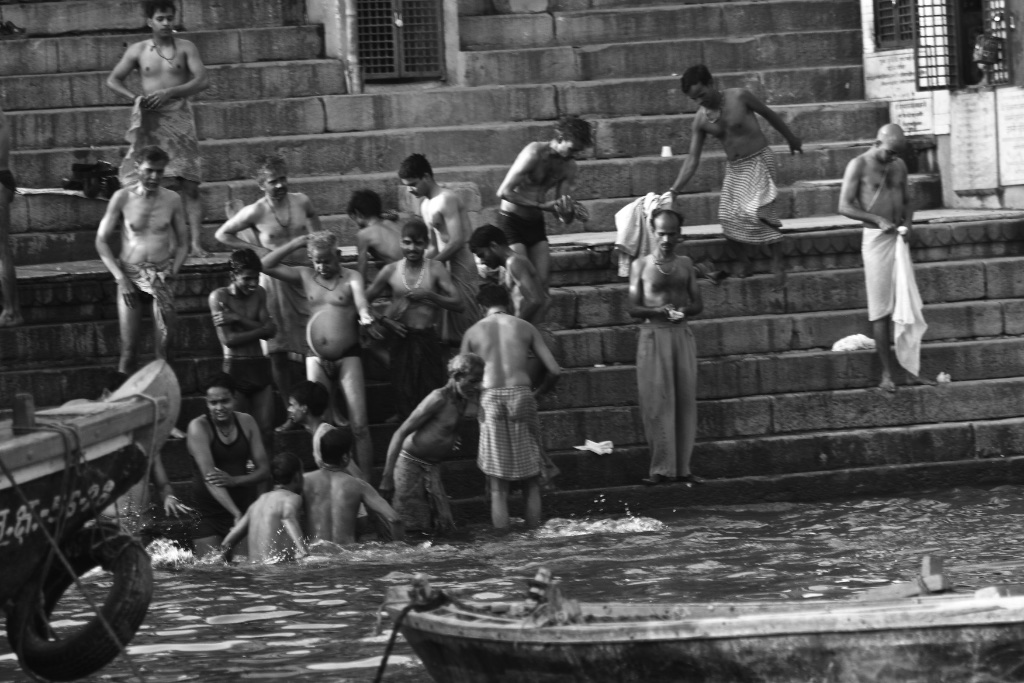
xmin=398 ymin=153 xmax=433 ymax=180
xmin=307 ymin=231 xmax=339 ymax=254
xmin=680 ymin=64 xmax=713 ymax=94
xmin=229 ymin=248 xmax=263 ymax=274
xmin=206 ymin=372 xmax=237 ymax=395
xmin=318 ymin=426 xmax=353 ymax=468
xmin=401 ymin=217 xmax=429 ymax=242
xmin=449 ymin=353 xmax=485 ymax=378
xmin=650 ymin=208 xmax=684 ymax=230
xmin=476 ymin=281 xmax=511 ymax=309
xmin=290 ymin=380 xmax=328 ymax=418
xmin=347 ymin=189 xmax=383 ymax=218
xmin=138 ymin=145 xmax=170 ymax=166
xmin=271 ymin=451 xmax=303 ymax=486
xmin=255 ymin=155 xmax=287 ymax=181
xmin=142 ymin=1 xmax=176 ymax=18
xmin=469 ymin=224 xmax=507 ymax=250
xmin=555 ymin=115 xmax=594 ymax=149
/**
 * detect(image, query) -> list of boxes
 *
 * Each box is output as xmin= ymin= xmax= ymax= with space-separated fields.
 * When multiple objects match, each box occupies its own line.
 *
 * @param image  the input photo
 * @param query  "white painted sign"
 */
xmin=950 ymin=90 xmax=999 ymax=192
xmin=890 ymin=96 xmax=934 ymax=135
xmin=996 ymin=87 xmax=1024 ymax=187
xmin=864 ymin=49 xmax=917 ymax=101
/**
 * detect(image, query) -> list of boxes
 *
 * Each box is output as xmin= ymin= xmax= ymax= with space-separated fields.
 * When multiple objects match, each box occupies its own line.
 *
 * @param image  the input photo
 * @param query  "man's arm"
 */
xmin=186 ymin=418 xmax=243 ymax=519
xmin=144 ymin=41 xmax=209 ymax=109
xmin=360 ymin=482 xmax=405 ymax=534
xmin=669 ymin=117 xmax=707 ymax=195
xmin=838 ymin=158 xmax=896 ymax=232
xmin=282 ymin=498 xmax=308 ymax=559
xmin=508 ymin=257 xmax=545 ymax=321
xmin=209 ymin=289 xmax=276 ymax=347
xmin=95 ymin=191 xmax=138 ymax=309
xmin=497 ymin=144 xmax=556 ymax=211
xmin=169 ymin=192 xmax=188 ymax=275
xmin=347 ymin=269 xmax=375 ymax=326
xmin=364 ymin=262 xmax=395 ymax=302
xmin=220 ymin=507 xmax=252 ymax=553
xmin=530 ymin=323 xmax=561 ymax=396
xmin=380 ymin=392 xmax=445 ymax=492
xmin=743 ymin=90 xmax=802 ymax=154
xmin=432 ymin=194 xmax=469 ymax=263
xmin=260 ymin=235 xmax=308 ymax=285
xmin=215 ymin=203 xmax=267 ymax=254
xmin=627 ymin=257 xmax=672 ymax=321
xmin=105 ymin=43 xmax=142 ymax=101
xmin=355 ymin=232 xmax=371 ymax=282
xmin=407 ymin=262 xmax=464 ymax=312
xmin=233 ymin=414 xmax=272 ymax=487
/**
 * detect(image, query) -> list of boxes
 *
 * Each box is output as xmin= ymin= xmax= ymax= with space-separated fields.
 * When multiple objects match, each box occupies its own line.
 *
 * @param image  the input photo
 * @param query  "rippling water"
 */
xmin=4 ymin=485 xmax=1024 ymax=682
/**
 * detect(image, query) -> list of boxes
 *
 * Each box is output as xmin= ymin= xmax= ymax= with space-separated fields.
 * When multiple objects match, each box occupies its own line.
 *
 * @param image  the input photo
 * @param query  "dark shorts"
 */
xmin=0 ymin=170 xmax=17 ymax=196
xmin=223 ymin=356 xmax=273 ymax=396
xmin=192 ymin=512 xmax=234 ymax=540
xmin=499 ymin=211 xmax=547 ymax=249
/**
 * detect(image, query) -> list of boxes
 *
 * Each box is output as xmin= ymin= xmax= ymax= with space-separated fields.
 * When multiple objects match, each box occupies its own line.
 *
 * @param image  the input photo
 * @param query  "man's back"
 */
xmin=246 ymin=489 xmax=303 ymax=563
xmin=303 ymin=469 xmax=366 ymax=545
xmin=463 ymin=313 xmax=535 ymax=388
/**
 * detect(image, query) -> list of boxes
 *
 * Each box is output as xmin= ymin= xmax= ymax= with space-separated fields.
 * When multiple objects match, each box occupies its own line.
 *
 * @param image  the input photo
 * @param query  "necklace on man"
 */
xmin=400 ymin=260 xmax=425 ymax=290
xmin=313 ymin=274 xmax=339 ymax=291
xmin=150 ymin=39 xmax=177 ymax=65
xmin=654 ymin=257 xmax=676 ymax=276
xmin=269 ymin=196 xmax=291 ymax=229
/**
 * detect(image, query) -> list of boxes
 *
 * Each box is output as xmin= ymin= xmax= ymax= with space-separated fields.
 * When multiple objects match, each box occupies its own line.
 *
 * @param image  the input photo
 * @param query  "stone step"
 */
xmin=9 ymin=103 xmax=886 ymax=187
xmin=460 ymin=29 xmax=860 ymax=86
xmin=459 ymin=0 xmax=755 ymax=16
xmin=460 ymin=0 xmax=859 ymax=51
xmin=0 ymin=25 xmax=324 ymax=78
xmin=0 ymin=59 xmax=345 ymax=113
xmin=0 ymin=0 xmax=303 ymax=38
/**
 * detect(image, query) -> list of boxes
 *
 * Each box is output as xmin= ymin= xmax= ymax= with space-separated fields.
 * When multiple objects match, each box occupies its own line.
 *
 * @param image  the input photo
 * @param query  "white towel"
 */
xmin=893 ymin=236 xmax=927 ymax=376
xmin=614 ymin=192 xmax=673 ymax=277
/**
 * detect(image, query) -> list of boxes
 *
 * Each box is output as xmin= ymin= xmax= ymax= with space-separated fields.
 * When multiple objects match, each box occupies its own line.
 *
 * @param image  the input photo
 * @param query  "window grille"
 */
xmin=915 ymin=0 xmax=958 ymax=89
xmin=877 ymin=0 xmax=916 ymax=48
xmin=356 ymin=0 xmax=444 ymax=81
xmin=984 ymin=0 xmax=1011 ymax=84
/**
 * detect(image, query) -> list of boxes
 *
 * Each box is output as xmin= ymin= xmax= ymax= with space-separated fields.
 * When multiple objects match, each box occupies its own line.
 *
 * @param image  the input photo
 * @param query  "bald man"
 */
xmin=839 ymin=124 xmax=932 ymax=391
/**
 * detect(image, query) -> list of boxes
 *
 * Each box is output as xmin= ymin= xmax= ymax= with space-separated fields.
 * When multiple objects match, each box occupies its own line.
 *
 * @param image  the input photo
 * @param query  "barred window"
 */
xmin=877 ymin=0 xmax=916 ymax=48
xmin=915 ymin=0 xmax=957 ymax=90
xmin=985 ymin=0 xmax=1011 ymax=85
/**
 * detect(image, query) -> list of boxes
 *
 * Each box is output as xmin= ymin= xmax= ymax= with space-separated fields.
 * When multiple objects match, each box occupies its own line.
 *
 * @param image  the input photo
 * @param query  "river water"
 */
xmin=3 ymin=484 xmax=1024 ymax=682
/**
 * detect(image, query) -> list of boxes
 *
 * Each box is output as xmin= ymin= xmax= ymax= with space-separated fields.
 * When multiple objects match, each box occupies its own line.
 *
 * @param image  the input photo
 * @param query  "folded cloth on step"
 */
xmin=614 ymin=192 xmax=673 ymax=277
xmin=893 ymin=235 xmax=927 ymax=377
xmin=574 ymin=440 xmax=614 ymax=455
xmin=831 ymin=334 xmax=876 ymax=352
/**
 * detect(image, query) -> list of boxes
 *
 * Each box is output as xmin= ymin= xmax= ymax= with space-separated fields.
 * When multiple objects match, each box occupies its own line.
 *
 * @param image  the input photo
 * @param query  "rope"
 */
xmin=373 ymin=588 xmax=451 ymax=683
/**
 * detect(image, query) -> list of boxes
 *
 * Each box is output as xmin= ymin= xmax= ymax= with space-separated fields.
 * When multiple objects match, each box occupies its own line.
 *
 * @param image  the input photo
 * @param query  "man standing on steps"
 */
xmin=107 ymin=0 xmax=209 ymax=257
xmin=95 ymin=145 xmax=189 ymax=374
xmin=628 ymin=208 xmax=703 ymax=486
xmin=0 ymin=104 xmax=22 ymax=327
xmin=215 ymin=156 xmax=320 ymax=431
xmin=839 ymin=123 xmax=934 ymax=393
xmin=668 ymin=64 xmax=802 ymax=288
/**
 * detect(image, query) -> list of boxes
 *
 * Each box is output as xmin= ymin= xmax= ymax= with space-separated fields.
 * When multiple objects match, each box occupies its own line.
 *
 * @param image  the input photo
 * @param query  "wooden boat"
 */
xmin=383 ymin=577 xmax=1024 ymax=682
xmin=0 ymin=360 xmax=180 ymax=681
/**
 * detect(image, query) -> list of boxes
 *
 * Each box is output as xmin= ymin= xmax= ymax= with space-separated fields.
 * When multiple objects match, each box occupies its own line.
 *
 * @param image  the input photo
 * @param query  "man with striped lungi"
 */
xmin=668 ymin=64 xmax=803 ymax=288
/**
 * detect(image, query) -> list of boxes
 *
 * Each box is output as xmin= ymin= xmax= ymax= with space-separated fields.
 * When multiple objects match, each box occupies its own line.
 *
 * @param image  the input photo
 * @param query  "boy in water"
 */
xmin=220 ymin=452 xmax=307 ymax=563
xmin=380 ymin=353 xmax=485 ymax=535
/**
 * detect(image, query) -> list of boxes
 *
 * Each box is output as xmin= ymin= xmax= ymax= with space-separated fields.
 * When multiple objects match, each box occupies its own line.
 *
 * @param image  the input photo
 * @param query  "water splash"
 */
xmin=535 ymin=516 xmax=666 ymax=538
xmin=148 ymin=538 xmax=195 ymax=569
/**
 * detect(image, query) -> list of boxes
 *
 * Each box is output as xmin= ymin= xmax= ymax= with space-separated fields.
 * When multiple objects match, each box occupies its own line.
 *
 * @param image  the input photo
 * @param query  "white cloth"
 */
xmin=861 ymin=228 xmax=898 ymax=321
xmin=893 ymin=236 xmax=927 ymax=376
xmin=831 ymin=334 xmax=876 ymax=352
xmin=614 ymin=192 xmax=673 ymax=277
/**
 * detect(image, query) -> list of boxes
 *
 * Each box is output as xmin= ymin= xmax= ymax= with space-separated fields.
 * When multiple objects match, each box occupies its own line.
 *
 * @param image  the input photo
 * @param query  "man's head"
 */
xmin=397 ymin=153 xmax=434 ymax=198
xmin=651 ymin=208 xmax=683 ymax=257
xmin=288 ymin=380 xmax=329 ymax=424
xmin=143 ymin=1 xmax=176 ymax=35
xmin=476 ymin=281 xmax=511 ymax=310
xmin=400 ymin=218 xmax=429 ymax=263
xmin=468 ymin=224 xmax=508 ymax=268
xmin=347 ymin=189 xmax=383 ymax=226
xmin=307 ymin=231 xmax=340 ymax=279
xmin=255 ymin=155 xmax=288 ymax=201
xmin=136 ymin=145 xmax=169 ymax=192
xmin=205 ymin=373 xmax=237 ymax=421
xmin=551 ymin=115 xmax=594 ymax=159
xmin=228 ymin=249 xmax=263 ymax=296
xmin=318 ymin=426 xmax=354 ymax=469
xmin=680 ymin=64 xmax=717 ymax=109
xmin=448 ymin=353 xmax=485 ymax=399
xmin=271 ymin=451 xmax=304 ymax=492
xmin=873 ymin=124 xmax=907 ymax=163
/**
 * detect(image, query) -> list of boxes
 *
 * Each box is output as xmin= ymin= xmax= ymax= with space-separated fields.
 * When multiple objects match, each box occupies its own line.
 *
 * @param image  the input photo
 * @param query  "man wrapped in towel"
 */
xmin=668 ymin=64 xmax=803 ymax=288
xmin=380 ymin=354 xmax=486 ymax=535
xmin=461 ymin=283 xmax=561 ymax=531
xmin=839 ymin=124 xmax=933 ymax=392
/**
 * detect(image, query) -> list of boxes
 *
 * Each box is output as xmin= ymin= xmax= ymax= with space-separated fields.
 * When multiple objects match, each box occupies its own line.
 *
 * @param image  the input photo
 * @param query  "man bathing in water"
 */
xmin=398 ymin=153 xmax=482 ymax=344
xmin=461 ymin=284 xmax=561 ymax=531
xmin=107 ymin=0 xmax=209 ymax=257
xmin=287 ymin=380 xmax=365 ymax=479
xmin=96 ymin=145 xmax=188 ymax=374
xmin=839 ymin=124 xmax=934 ymax=392
xmin=380 ymin=353 xmax=485 ymax=536
xmin=215 ymin=156 xmax=320 ymax=431
xmin=497 ymin=115 xmax=593 ymax=294
xmin=220 ymin=452 xmax=308 ymax=563
xmin=349 ymin=189 xmax=403 ymax=282
xmin=669 ymin=64 xmax=802 ymax=287
xmin=209 ymin=250 xmax=277 ymax=443
xmin=469 ymin=224 xmax=548 ymax=324
xmin=261 ymin=231 xmax=376 ymax=478
xmin=365 ymin=218 xmax=464 ymax=419
xmin=628 ymin=209 xmax=703 ymax=486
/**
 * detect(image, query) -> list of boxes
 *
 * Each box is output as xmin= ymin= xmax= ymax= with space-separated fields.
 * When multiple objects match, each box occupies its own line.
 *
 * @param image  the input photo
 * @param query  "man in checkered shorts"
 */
xmin=461 ymin=283 xmax=560 ymax=531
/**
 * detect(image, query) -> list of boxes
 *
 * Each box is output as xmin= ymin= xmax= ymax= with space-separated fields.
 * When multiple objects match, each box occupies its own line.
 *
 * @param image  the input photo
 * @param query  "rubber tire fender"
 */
xmin=5 ymin=525 xmax=154 ymax=682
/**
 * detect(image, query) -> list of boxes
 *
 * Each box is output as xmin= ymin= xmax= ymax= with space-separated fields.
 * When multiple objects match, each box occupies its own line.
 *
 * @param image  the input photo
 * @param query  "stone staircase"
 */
xmin=4 ymin=0 xmax=1024 ymax=526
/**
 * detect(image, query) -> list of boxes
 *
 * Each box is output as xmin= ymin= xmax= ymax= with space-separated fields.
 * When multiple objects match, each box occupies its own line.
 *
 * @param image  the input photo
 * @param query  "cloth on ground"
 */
xmin=389 ymin=327 xmax=447 ymax=418
xmin=893 ymin=235 xmax=927 ymax=376
xmin=392 ymin=450 xmax=455 ymax=534
xmin=636 ymin=321 xmax=697 ymax=479
xmin=477 ymin=386 xmax=543 ymax=481
xmin=121 ymin=259 xmax=175 ymax=341
xmin=719 ymin=146 xmax=783 ymax=244
xmin=831 ymin=334 xmax=877 ymax=352
xmin=119 ymin=98 xmax=202 ymax=184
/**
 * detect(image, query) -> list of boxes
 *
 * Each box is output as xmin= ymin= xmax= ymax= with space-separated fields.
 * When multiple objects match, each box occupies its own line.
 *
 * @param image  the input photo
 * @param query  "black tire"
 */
xmin=5 ymin=525 xmax=154 ymax=682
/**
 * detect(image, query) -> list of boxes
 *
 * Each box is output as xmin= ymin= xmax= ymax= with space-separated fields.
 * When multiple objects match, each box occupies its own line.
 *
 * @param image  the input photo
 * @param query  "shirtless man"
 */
xmin=628 ymin=209 xmax=703 ymax=486
xmin=497 ymin=115 xmax=594 ymax=292
xmin=302 ymin=421 xmax=404 ymax=546
xmin=839 ymin=124 xmax=933 ymax=392
xmin=668 ymin=64 xmax=802 ymax=287
xmin=0 ymin=105 xmax=21 ymax=327
xmin=287 ymin=380 xmax=366 ymax=480
xmin=380 ymin=353 xmax=484 ymax=535
xmin=96 ymin=145 xmax=188 ymax=374
xmin=209 ymin=249 xmax=277 ymax=442
xmin=468 ymin=224 xmax=547 ymax=324
xmin=348 ymin=189 xmax=403 ymax=282
xmin=215 ymin=156 xmax=320 ymax=428
xmin=107 ymin=0 xmax=209 ymax=257
xmin=365 ymin=218 xmax=464 ymax=418
xmin=398 ymin=153 xmax=482 ymax=344
xmin=220 ymin=452 xmax=308 ymax=563
xmin=261 ymin=231 xmax=376 ymax=478
xmin=461 ymin=283 xmax=560 ymax=531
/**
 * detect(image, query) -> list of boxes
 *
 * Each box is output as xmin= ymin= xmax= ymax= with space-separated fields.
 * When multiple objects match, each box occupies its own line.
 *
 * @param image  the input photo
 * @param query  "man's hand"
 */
xmin=212 ymin=301 xmax=240 ymax=327
xmin=205 ymin=468 xmax=234 ymax=488
xmin=117 ymin=276 xmax=139 ymax=309
xmin=877 ymin=218 xmax=897 ymax=234
xmin=163 ymin=494 xmax=193 ymax=517
xmin=142 ymin=89 xmax=172 ymax=109
xmin=788 ymin=137 xmax=803 ymax=155
xmin=358 ymin=309 xmax=375 ymax=327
